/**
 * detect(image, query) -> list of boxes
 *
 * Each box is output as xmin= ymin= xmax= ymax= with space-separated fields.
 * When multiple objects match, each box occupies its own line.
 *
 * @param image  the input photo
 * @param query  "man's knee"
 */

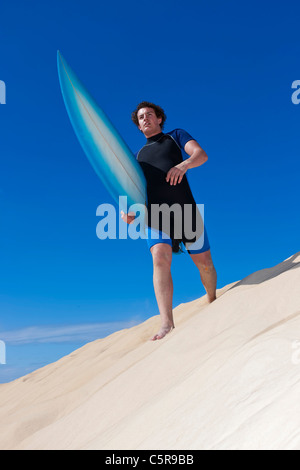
xmin=151 ymin=244 xmax=172 ymax=268
xmin=191 ymin=250 xmax=214 ymax=271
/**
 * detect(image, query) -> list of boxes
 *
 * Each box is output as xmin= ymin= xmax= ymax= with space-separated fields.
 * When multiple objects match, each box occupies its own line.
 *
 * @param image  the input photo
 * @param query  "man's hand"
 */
xmin=120 ymin=211 xmax=136 ymax=224
xmin=166 ymin=162 xmax=188 ymax=186
xmin=166 ymin=140 xmax=208 ymax=185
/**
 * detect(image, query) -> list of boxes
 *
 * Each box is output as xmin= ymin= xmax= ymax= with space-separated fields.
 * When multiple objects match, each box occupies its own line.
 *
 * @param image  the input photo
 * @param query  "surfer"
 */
xmin=122 ymin=102 xmax=217 ymax=341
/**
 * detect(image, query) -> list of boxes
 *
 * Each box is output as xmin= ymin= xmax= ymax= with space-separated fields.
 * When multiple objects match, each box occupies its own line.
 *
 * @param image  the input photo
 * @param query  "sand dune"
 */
xmin=0 ymin=252 xmax=300 ymax=450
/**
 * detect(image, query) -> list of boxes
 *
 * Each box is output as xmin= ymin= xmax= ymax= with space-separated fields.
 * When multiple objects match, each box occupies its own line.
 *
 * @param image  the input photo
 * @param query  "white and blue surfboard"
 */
xmin=57 ymin=51 xmax=146 ymax=211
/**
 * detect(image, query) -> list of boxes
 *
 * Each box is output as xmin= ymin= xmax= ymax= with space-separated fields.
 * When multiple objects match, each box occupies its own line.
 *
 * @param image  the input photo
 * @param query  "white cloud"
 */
xmin=0 ymin=320 xmax=140 ymax=345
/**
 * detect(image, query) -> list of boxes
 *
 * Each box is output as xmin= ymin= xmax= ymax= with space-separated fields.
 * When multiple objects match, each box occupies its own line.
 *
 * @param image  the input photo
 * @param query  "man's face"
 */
xmin=137 ymin=107 xmax=162 ymax=137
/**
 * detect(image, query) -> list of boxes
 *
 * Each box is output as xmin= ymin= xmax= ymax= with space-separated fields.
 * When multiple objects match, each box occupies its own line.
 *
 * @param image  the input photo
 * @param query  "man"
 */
xmin=122 ymin=101 xmax=217 ymax=341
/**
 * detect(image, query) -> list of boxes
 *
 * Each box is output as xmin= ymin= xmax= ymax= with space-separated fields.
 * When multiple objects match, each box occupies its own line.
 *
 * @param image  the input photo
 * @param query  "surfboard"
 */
xmin=57 ymin=51 xmax=146 ymax=211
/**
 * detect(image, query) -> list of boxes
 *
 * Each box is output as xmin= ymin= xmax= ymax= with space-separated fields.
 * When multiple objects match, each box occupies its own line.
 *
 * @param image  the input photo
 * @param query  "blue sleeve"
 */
xmin=168 ymin=128 xmax=195 ymax=150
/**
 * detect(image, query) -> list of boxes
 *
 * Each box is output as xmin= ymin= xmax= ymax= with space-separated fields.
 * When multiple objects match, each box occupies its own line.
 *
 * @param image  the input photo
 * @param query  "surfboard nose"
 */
xmin=57 ymin=53 xmax=147 ymax=208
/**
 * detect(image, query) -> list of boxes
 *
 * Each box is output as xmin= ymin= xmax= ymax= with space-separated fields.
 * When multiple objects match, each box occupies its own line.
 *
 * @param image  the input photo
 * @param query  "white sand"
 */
xmin=0 ymin=252 xmax=300 ymax=450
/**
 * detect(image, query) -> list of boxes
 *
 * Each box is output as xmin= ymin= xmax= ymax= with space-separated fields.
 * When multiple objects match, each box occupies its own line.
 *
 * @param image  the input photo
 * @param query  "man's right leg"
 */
xmin=150 ymin=243 xmax=174 ymax=341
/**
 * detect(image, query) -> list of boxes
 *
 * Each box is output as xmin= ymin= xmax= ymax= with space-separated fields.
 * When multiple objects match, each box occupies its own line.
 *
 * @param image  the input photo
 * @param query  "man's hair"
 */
xmin=131 ymin=101 xmax=167 ymax=130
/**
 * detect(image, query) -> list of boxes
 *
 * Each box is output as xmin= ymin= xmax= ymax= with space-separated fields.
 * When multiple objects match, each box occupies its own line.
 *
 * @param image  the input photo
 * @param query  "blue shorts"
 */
xmin=146 ymin=225 xmax=210 ymax=254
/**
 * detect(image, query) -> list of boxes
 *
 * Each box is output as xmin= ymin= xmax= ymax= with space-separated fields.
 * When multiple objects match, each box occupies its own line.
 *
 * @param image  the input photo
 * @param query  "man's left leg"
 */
xmin=189 ymin=249 xmax=217 ymax=303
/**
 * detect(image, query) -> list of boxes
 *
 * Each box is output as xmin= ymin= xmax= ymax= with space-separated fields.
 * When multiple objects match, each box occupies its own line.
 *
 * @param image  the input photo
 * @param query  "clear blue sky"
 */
xmin=0 ymin=0 xmax=299 ymax=382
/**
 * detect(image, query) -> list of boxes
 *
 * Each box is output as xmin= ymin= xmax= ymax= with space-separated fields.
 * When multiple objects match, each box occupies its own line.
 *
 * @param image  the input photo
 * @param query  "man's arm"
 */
xmin=182 ymin=139 xmax=208 ymax=169
xmin=166 ymin=140 xmax=208 ymax=186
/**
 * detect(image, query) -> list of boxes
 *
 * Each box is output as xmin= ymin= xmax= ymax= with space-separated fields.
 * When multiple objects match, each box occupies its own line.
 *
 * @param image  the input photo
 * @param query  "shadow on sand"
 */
xmin=229 ymin=252 xmax=300 ymax=289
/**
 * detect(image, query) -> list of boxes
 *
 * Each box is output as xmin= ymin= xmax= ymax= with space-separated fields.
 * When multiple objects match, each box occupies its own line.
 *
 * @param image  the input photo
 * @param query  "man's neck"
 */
xmin=146 ymin=130 xmax=164 ymax=143
xmin=144 ymin=127 xmax=163 ymax=138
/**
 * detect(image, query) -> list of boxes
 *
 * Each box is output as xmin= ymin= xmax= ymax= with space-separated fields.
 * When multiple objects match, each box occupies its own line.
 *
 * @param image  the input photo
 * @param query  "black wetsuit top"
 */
xmin=136 ymin=129 xmax=203 ymax=249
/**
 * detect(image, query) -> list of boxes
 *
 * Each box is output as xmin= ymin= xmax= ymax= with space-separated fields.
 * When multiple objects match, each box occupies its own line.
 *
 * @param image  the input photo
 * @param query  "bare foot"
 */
xmin=151 ymin=325 xmax=174 ymax=341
